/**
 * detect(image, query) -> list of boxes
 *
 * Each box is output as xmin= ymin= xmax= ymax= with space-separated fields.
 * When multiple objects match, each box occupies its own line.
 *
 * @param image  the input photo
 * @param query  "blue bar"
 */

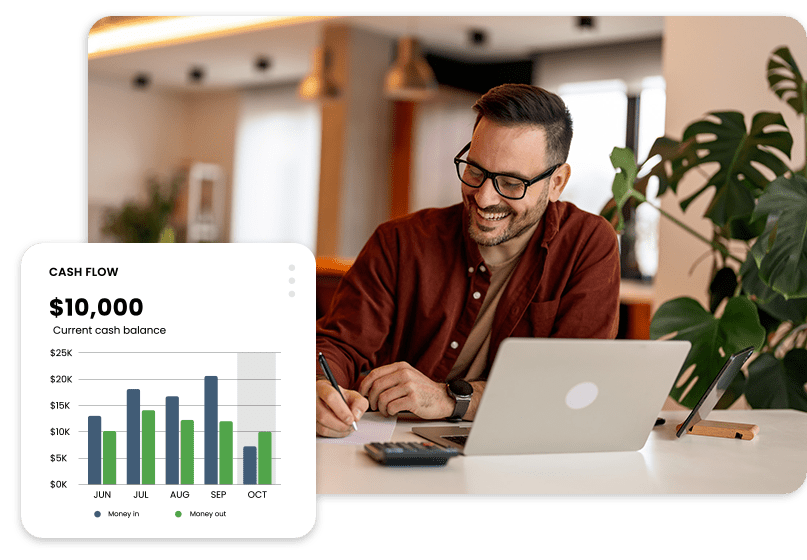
xmin=243 ymin=446 xmax=257 ymax=485
xmin=127 ymin=389 xmax=140 ymax=484
xmin=166 ymin=396 xmax=179 ymax=484
xmin=204 ymin=376 xmax=218 ymax=484
xmin=88 ymin=416 xmax=102 ymax=484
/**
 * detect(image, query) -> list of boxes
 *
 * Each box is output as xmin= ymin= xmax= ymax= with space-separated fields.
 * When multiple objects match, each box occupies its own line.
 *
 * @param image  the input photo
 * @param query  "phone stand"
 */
xmin=675 ymin=420 xmax=759 ymax=440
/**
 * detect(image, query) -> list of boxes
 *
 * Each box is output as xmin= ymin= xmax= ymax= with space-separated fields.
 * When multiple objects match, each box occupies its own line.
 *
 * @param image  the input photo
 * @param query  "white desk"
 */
xmin=316 ymin=409 xmax=807 ymax=494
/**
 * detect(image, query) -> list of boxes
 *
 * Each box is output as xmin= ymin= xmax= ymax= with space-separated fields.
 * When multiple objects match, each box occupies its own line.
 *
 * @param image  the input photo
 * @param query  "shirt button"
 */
xmin=450 ymin=341 xmax=459 ymax=349
xmin=479 ymin=265 xmax=486 ymax=272
xmin=473 ymin=291 xmax=481 ymax=299
xmin=468 ymin=267 xmax=474 ymax=273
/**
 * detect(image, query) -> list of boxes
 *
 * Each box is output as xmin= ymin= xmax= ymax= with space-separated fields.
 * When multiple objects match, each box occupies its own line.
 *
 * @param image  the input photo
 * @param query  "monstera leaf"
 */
xmin=749 ymin=174 xmax=807 ymax=299
xmin=603 ymin=139 xmax=694 ymax=230
xmin=606 ymin=147 xmax=641 ymax=232
xmin=767 ymin=46 xmax=807 ymax=116
xmin=650 ymin=296 xmax=765 ymax=409
xmin=745 ymin=349 xmax=807 ymax=411
xmin=675 ymin=111 xmax=792 ymax=227
xmin=741 ymin=255 xmax=807 ymax=328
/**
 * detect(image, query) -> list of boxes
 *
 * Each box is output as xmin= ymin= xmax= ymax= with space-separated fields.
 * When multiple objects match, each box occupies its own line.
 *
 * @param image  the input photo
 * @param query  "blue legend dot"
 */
xmin=94 ymin=511 xmax=101 ymax=518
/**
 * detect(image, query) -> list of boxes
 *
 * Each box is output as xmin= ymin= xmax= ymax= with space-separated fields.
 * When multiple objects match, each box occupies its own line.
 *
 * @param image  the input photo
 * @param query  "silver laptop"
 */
xmin=413 ymin=338 xmax=691 ymax=455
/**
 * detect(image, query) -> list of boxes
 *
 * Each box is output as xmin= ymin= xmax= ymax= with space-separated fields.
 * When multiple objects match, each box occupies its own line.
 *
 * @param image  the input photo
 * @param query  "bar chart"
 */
xmin=83 ymin=354 xmax=278 ymax=487
xmin=21 ymin=243 xmax=315 ymax=538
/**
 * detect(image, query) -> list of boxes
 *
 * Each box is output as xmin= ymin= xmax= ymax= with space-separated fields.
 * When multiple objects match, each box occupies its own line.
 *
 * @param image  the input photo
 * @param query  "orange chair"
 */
xmin=315 ymin=257 xmax=353 ymax=319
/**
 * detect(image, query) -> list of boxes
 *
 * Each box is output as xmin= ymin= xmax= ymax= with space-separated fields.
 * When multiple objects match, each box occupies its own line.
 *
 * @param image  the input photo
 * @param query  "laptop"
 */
xmin=413 ymin=338 xmax=691 ymax=455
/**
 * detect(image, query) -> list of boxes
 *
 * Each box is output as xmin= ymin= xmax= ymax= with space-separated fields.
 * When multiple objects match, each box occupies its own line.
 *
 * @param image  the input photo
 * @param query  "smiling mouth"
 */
xmin=475 ymin=207 xmax=511 ymax=222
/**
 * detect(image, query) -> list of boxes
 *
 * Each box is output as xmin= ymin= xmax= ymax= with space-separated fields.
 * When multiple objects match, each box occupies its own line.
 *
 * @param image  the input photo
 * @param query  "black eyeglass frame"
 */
xmin=453 ymin=141 xmax=560 ymax=201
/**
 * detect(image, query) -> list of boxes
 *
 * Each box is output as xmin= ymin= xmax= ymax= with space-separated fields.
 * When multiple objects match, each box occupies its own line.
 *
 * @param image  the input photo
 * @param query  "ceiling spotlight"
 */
xmin=469 ymin=29 xmax=487 ymax=46
xmin=384 ymin=37 xmax=437 ymax=102
xmin=577 ymin=16 xmax=595 ymax=30
xmin=188 ymin=66 xmax=205 ymax=83
xmin=132 ymin=73 xmax=151 ymax=89
xmin=254 ymin=56 xmax=272 ymax=72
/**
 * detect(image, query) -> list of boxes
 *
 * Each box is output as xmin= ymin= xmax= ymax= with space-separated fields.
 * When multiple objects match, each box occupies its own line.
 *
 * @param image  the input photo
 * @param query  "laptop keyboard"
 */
xmin=443 ymin=435 xmax=468 ymax=446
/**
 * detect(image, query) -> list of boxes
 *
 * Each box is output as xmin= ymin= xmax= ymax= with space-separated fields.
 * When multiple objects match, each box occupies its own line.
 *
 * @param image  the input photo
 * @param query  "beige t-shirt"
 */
xmin=445 ymin=246 xmax=526 ymax=382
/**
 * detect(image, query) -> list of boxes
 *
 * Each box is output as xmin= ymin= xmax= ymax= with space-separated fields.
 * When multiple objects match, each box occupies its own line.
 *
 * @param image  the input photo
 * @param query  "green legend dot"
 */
xmin=175 ymin=511 xmax=182 ymax=518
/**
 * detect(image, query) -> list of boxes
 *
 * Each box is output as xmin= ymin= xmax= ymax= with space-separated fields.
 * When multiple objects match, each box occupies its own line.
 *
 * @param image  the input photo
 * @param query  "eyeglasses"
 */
xmin=453 ymin=141 xmax=560 ymax=200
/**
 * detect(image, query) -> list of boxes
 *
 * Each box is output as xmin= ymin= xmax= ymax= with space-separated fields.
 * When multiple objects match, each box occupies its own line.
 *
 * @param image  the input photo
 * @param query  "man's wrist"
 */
xmin=445 ymin=379 xmax=473 ymax=420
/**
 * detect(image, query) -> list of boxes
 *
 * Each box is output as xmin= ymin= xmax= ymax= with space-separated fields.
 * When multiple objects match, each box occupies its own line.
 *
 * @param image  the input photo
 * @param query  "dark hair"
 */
xmin=472 ymin=84 xmax=573 ymax=165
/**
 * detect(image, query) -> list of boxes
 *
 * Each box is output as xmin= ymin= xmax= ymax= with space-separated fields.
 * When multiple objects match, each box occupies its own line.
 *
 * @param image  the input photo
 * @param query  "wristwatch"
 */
xmin=446 ymin=379 xmax=473 ymax=421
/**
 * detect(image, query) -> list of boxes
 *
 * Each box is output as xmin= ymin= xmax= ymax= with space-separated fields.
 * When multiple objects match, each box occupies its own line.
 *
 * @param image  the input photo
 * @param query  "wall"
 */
xmin=185 ymin=91 xmax=240 ymax=242
xmin=88 ymin=79 xmax=241 ymax=242
xmin=657 ymin=16 xmax=807 ymax=312
xmin=410 ymin=86 xmax=478 ymax=212
xmin=88 ymin=79 xmax=188 ymax=241
xmin=536 ymin=39 xmax=663 ymax=96
xmin=314 ymin=24 xmax=395 ymax=258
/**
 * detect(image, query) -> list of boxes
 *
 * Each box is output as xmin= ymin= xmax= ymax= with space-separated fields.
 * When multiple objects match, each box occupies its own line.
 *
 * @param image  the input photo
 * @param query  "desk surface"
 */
xmin=316 ymin=409 xmax=807 ymax=494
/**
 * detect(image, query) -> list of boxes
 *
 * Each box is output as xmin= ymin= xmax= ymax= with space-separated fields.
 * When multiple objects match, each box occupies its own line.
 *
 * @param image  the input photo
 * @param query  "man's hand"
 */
xmin=358 ymin=362 xmax=454 ymax=419
xmin=316 ymin=379 xmax=369 ymax=438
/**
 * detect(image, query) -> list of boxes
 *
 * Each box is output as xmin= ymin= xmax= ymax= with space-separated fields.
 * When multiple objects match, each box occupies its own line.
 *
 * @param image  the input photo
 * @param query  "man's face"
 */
xmin=462 ymin=117 xmax=568 ymax=247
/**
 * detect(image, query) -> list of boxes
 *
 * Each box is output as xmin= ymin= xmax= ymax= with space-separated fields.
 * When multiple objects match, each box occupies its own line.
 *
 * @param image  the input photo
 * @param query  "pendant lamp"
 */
xmin=384 ymin=37 xmax=437 ymax=101
xmin=298 ymin=46 xmax=340 ymax=101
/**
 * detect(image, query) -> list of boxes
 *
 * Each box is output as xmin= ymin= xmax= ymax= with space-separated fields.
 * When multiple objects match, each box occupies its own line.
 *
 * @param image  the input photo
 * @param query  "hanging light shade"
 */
xmin=298 ymin=46 xmax=340 ymax=101
xmin=384 ymin=37 xmax=437 ymax=101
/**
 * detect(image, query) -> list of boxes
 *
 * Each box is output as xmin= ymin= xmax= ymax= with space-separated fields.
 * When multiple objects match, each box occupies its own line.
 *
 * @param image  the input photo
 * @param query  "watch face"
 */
xmin=448 ymin=379 xmax=473 ymax=397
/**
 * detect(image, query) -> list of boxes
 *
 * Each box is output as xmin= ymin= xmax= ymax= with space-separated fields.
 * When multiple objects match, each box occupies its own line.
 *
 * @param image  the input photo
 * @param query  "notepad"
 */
xmin=318 ymin=411 xmax=397 ymax=445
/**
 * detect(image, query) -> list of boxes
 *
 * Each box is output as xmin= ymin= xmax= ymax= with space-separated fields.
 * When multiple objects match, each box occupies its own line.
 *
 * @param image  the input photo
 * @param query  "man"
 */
xmin=316 ymin=83 xmax=620 ymax=437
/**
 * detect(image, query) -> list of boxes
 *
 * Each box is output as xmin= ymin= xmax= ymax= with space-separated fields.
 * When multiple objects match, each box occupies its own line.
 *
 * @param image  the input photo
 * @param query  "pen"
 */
xmin=318 ymin=352 xmax=358 ymax=432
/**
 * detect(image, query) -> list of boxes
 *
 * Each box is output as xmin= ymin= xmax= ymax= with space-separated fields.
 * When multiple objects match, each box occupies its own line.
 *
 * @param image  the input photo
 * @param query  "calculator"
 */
xmin=364 ymin=441 xmax=459 ymax=466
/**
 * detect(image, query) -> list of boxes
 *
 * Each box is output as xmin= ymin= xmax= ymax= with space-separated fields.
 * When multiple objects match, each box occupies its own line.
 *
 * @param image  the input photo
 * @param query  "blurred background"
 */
xmin=87 ymin=15 xmax=807 ymax=330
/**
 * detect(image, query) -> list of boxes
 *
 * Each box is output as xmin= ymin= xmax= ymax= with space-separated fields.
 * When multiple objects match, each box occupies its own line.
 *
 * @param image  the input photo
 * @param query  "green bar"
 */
xmin=181 ymin=420 xmax=194 ymax=484
xmin=103 ymin=431 xmax=116 ymax=484
xmin=142 ymin=410 xmax=156 ymax=484
xmin=219 ymin=421 xmax=233 ymax=485
xmin=258 ymin=432 xmax=272 ymax=485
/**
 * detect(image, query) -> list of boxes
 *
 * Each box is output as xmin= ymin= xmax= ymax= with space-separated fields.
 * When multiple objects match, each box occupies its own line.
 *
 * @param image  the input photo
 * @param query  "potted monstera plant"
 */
xmin=605 ymin=46 xmax=807 ymax=411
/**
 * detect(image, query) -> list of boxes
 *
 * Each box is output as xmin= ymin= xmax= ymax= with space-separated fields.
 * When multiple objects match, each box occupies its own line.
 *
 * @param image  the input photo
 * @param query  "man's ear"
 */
xmin=548 ymin=163 xmax=571 ymax=202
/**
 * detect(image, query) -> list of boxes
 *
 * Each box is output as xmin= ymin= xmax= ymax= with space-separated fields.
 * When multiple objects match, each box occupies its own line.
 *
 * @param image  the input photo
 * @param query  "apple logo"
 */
xmin=565 ymin=382 xmax=598 ymax=410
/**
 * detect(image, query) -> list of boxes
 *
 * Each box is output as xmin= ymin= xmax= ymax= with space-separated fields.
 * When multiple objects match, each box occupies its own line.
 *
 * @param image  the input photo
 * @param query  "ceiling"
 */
xmin=88 ymin=16 xmax=665 ymax=91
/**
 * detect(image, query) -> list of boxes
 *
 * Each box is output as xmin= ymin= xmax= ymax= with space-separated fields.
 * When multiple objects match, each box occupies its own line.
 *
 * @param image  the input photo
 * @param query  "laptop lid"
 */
xmin=414 ymin=338 xmax=690 ymax=455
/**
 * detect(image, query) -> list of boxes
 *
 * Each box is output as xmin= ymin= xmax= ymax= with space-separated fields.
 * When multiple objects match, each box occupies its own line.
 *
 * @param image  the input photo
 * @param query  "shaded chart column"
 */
xmin=258 ymin=432 xmax=272 ymax=484
xmin=236 ymin=353 xmax=277 ymax=484
xmin=243 ymin=446 xmax=257 ymax=484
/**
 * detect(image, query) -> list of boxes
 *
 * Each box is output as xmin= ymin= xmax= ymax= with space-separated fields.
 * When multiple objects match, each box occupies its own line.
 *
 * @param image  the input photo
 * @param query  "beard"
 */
xmin=466 ymin=186 xmax=549 ymax=247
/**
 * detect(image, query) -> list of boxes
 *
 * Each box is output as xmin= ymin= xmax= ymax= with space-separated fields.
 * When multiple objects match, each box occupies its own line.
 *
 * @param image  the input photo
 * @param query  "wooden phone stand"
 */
xmin=676 ymin=420 xmax=760 ymax=440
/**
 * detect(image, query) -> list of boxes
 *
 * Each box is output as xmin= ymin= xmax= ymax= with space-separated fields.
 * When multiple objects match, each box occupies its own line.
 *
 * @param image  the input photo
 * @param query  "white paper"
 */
xmin=318 ymin=411 xmax=397 ymax=445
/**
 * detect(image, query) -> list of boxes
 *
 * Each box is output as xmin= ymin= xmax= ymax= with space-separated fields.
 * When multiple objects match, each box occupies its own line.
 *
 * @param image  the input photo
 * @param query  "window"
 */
xmin=558 ymin=76 xmax=666 ymax=281
xmin=230 ymin=85 xmax=321 ymax=249
xmin=558 ymin=80 xmax=628 ymax=216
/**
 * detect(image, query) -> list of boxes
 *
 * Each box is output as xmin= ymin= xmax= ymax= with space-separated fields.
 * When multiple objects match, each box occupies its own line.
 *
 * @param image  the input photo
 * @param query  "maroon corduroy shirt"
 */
xmin=316 ymin=200 xmax=620 ymax=390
